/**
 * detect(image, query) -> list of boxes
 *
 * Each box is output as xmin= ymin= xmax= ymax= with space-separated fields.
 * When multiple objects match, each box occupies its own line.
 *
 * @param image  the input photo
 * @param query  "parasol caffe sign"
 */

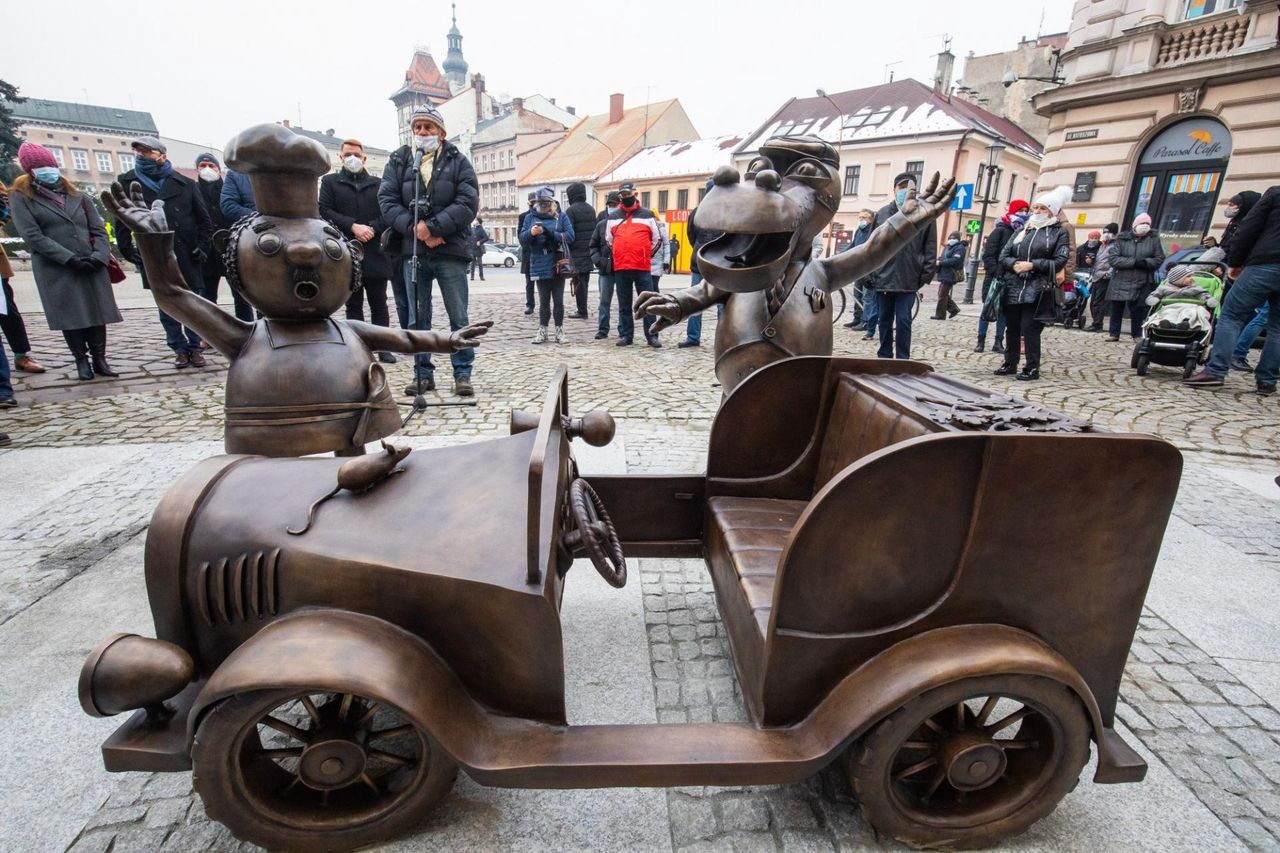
xmin=1139 ymin=117 xmax=1232 ymax=165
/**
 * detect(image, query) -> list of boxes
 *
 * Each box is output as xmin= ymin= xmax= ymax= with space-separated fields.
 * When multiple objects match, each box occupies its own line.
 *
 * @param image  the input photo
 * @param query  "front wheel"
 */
xmin=1136 ymin=352 xmax=1150 ymax=376
xmin=847 ymin=675 xmax=1089 ymax=850
xmin=193 ymin=688 xmax=456 ymax=852
xmin=504 ymin=257 xmax=515 ymax=268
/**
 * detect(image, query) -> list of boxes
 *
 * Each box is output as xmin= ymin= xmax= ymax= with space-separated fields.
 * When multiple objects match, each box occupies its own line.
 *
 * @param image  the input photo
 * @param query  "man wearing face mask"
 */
xmin=590 ymin=191 xmax=621 ymax=339
xmin=842 ymin=209 xmax=876 ymax=332
xmin=116 ymin=136 xmax=213 ymax=369
xmin=1105 ymin=212 xmax=1164 ymax=341
xmin=605 ymin=182 xmax=663 ymax=347
xmin=1087 ymin=223 xmax=1119 ymax=332
xmin=193 ymin=154 xmax=253 ymax=323
xmin=865 ymin=174 xmax=937 ymax=359
xmin=378 ymin=104 xmax=480 ymax=396
xmin=321 ymin=139 xmax=394 ymax=364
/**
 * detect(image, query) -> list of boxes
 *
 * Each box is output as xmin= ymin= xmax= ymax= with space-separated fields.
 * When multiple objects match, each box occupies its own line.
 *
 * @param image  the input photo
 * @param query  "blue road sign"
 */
xmin=950 ymin=183 xmax=974 ymax=211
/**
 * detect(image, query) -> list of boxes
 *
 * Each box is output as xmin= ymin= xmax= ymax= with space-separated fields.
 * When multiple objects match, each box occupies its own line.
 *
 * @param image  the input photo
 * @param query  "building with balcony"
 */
xmin=1033 ymin=0 xmax=1280 ymax=250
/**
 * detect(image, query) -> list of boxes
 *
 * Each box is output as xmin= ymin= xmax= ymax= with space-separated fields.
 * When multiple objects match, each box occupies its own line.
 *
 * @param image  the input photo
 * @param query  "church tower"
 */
xmin=443 ymin=3 xmax=469 ymax=91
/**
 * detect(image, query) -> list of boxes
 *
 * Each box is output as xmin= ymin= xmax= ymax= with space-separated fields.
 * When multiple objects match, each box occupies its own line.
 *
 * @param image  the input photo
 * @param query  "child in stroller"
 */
xmin=1132 ymin=248 xmax=1225 ymax=378
xmin=1059 ymin=272 xmax=1092 ymax=328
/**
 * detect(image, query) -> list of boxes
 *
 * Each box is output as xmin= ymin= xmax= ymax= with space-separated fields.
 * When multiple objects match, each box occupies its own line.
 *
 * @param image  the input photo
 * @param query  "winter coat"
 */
xmin=1226 ymin=185 xmax=1280 ymax=269
xmin=606 ymin=204 xmax=662 ymax=272
xmin=196 ymin=176 xmax=230 ymax=278
xmin=220 ymin=169 xmax=256 ymax=222
xmin=115 ymin=168 xmax=212 ymax=293
xmin=1076 ymin=241 xmax=1101 ymax=273
xmin=1056 ymin=210 xmax=1077 ymax=280
xmin=1219 ymin=190 xmax=1261 ymax=263
xmin=866 ymin=201 xmax=936 ymax=292
xmin=1107 ymin=230 xmax=1165 ymax=302
xmin=377 ymin=140 xmax=478 ymax=262
xmin=651 ymin=225 xmax=670 ymax=277
xmin=470 ymin=224 xmax=489 ymax=258
xmin=981 ymin=220 xmax=1016 ymax=279
xmin=520 ymin=208 xmax=574 ymax=280
xmin=9 ymin=187 xmax=122 ymax=330
xmin=998 ymin=220 xmax=1070 ymax=306
xmin=564 ymin=184 xmax=596 ymax=268
xmin=319 ymin=169 xmax=391 ymax=279
xmin=1093 ymin=242 xmax=1115 ymax=281
xmin=589 ymin=210 xmax=613 ymax=275
xmin=936 ymin=240 xmax=967 ymax=284
xmin=517 ymin=206 xmax=534 ymax=276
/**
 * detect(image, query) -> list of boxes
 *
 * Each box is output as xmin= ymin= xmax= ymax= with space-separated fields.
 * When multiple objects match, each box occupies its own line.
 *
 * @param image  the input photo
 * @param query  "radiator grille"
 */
xmin=195 ymin=549 xmax=281 ymax=626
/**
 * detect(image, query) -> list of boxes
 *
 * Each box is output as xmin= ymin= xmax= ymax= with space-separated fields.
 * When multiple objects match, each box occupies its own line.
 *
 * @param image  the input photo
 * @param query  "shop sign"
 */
xmin=1139 ymin=118 xmax=1232 ymax=165
xmin=1073 ymin=171 xmax=1097 ymax=202
xmin=1065 ymin=129 xmax=1099 ymax=141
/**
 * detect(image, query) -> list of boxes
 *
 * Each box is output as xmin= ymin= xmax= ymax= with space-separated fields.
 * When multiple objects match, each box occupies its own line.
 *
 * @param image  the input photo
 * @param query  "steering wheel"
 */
xmin=563 ymin=479 xmax=626 ymax=588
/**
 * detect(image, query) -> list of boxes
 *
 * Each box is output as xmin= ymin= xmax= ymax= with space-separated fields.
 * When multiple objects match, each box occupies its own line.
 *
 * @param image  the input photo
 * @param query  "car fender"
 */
xmin=187 ymin=609 xmax=498 ymax=765
xmin=797 ymin=623 xmax=1146 ymax=784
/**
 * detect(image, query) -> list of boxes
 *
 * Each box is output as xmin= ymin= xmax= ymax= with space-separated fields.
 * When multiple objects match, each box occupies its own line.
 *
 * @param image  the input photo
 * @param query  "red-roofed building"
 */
xmin=390 ymin=50 xmax=455 ymax=146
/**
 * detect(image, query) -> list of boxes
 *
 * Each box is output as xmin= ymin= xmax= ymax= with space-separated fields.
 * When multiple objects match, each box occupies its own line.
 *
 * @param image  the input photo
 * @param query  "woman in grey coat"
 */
xmin=9 ymin=142 xmax=122 ymax=380
xmin=1105 ymin=212 xmax=1165 ymax=341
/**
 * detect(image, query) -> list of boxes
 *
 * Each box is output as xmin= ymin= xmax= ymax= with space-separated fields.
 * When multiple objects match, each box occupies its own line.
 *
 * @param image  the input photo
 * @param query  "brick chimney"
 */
xmin=567 ymin=106 xmax=576 ymax=116
xmin=512 ymin=97 xmax=524 ymax=112
xmin=281 ymin=119 xmax=291 ymax=128
xmin=609 ymin=93 xmax=624 ymax=125
xmin=933 ymin=49 xmax=955 ymax=94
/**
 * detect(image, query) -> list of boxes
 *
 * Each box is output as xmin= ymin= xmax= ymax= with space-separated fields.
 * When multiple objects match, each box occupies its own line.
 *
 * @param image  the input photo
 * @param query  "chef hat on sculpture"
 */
xmin=224 ymin=123 xmax=330 ymax=218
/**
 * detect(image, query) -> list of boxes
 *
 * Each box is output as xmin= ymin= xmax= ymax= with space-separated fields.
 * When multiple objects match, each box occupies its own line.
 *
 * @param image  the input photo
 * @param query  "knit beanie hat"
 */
xmin=1033 ymin=185 xmax=1072 ymax=216
xmin=1007 ymin=199 xmax=1029 ymax=216
xmin=408 ymin=104 xmax=446 ymax=135
xmin=195 ymin=152 xmax=220 ymax=168
xmin=1166 ymin=264 xmax=1192 ymax=284
xmin=1087 ymin=230 xmax=1102 ymax=240
xmin=1133 ymin=213 xmax=1153 ymax=228
xmin=18 ymin=142 xmax=58 ymax=172
xmin=892 ymin=172 xmax=918 ymax=188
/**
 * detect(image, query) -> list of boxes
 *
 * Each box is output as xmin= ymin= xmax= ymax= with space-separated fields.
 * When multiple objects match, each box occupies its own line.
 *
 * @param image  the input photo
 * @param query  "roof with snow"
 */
xmin=389 ymin=50 xmax=453 ymax=103
xmin=737 ymin=79 xmax=1042 ymax=158
xmin=11 ymin=98 xmax=158 ymax=134
xmin=521 ymin=99 xmax=690 ymax=185
xmin=604 ymin=135 xmax=745 ymax=182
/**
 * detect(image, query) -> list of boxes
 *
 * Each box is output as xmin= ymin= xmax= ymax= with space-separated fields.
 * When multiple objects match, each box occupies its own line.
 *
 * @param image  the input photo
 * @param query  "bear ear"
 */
xmin=212 ymin=228 xmax=231 ymax=255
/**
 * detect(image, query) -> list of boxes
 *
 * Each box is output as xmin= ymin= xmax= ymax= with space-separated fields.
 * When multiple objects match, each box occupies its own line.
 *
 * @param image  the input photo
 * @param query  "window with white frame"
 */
xmin=119 ymin=153 xmax=136 ymax=172
xmin=96 ymin=151 xmax=113 ymax=173
xmin=72 ymin=149 xmax=90 ymax=171
xmin=52 ymin=148 xmax=66 ymax=168
xmin=1183 ymin=0 xmax=1240 ymax=19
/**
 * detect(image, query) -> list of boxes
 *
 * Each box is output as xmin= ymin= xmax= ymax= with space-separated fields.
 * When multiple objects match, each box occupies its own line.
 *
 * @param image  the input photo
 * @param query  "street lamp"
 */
xmin=962 ymin=137 xmax=1006 ymax=303
xmin=1001 ymin=49 xmax=1065 ymax=87
xmin=816 ymin=89 xmax=846 ymax=256
xmin=586 ymin=132 xmax=616 ymax=181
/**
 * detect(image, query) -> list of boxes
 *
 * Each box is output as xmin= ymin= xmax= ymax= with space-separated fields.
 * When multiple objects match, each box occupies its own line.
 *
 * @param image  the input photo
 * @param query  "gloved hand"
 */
xmin=68 ymin=256 xmax=97 ymax=273
xmin=87 ymin=255 xmax=107 ymax=269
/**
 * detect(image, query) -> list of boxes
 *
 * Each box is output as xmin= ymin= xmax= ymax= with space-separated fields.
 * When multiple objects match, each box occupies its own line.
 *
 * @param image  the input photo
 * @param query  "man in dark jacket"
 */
xmin=517 ymin=193 xmax=536 ymax=314
xmin=931 ymin=231 xmax=966 ymax=319
xmin=866 ymin=173 xmax=937 ymax=359
xmin=1087 ymin=222 xmax=1119 ymax=332
xmin=564 ymin=182 xmax=596 ymax=318
xmin=116 ymin=136 xmax=212 ymax=368
xmin=1187 ymin=184 xmax=1280 ymax=395
xmin=842 ymin=209 xmax=875 ymax=332
xmin=975 ymin=199 xmax=1027 ymax=351
xmin=220 ymin=168 xmax=256 ymax=222
xmin=378 ymin=105 xmax=480 ymax=396
xmin=470 ymin=217 xmax=488 ymax=281
xmin=194 ymin=153 xmax=253 ymax=322
xmin=589 ymin=192 xmax=619 ymax=339
xmin=321 ymin=139 xmax=395 ymax=364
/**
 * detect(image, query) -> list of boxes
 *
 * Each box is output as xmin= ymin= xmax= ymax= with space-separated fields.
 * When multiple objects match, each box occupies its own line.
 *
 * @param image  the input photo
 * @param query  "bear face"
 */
xmin=231 ymin=216 xmax=360 ymax=319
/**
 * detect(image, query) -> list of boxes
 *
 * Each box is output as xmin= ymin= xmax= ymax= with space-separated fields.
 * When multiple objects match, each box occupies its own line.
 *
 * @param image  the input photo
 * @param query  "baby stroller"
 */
xmin=1058 ymin=272 xmax=1091 ymax=329
xmin=1131 ymin=262 xmax=1226 ymax=378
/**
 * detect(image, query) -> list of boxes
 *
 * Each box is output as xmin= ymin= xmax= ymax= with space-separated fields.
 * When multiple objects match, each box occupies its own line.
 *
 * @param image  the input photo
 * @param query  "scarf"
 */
xmin=418 ymin=150 xmax=436 ymax=193
xmin=132 ymin=159 xmax=174 ymax=193
xmin=35 ymin=184 xmax=67 ymax=208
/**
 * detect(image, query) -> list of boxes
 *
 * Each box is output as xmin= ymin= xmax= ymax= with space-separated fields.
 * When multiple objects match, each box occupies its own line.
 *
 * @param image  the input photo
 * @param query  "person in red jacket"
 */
xmin=605 ymin=182 xmax=662 ymax=347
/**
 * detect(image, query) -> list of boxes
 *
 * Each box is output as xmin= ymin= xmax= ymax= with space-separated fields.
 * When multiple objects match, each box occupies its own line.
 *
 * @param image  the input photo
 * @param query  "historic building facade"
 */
xmin=1033 ymin=0 xmax=1280 ymax=249
xmin=10 ymin=99 xmax=158 ymax=193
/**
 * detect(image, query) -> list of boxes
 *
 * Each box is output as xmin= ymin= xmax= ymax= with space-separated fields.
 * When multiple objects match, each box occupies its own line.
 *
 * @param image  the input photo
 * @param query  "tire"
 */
xmin=1130 ymin=341 xmax=1143 ymax=370
xmin=846 ymin=674 xmax=1090 ymax=850
xmin=504 ymin=258 xmax=514 ymax=268
xmin=193 ymin=688 xmax=456 ymax=852
xmin=831 ymin=288 xmax=848 ymax=325
xmin=1136 ymin=353 xmax=1150 ymax=376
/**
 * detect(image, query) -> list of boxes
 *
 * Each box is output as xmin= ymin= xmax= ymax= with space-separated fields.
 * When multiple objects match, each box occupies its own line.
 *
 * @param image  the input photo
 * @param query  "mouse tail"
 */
xmin=287 ymin=485 xmax=341 ymax=535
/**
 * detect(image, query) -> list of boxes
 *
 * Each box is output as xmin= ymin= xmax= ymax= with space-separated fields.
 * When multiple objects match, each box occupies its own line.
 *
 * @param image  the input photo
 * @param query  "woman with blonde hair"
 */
xmin=8 ymin=142 xmax=122 ymax=380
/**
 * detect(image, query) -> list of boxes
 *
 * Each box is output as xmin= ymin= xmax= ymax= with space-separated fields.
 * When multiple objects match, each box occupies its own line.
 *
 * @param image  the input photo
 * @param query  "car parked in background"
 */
xmin=482 ymin=243 xmax=518 ymax=267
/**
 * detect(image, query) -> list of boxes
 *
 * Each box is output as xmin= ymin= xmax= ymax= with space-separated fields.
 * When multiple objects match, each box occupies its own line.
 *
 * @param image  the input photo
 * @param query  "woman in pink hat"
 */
xmin=7 ymin=142 xmax=122 ymax=380
xmin=1105 ymin=212 xmax=1165 ymax=342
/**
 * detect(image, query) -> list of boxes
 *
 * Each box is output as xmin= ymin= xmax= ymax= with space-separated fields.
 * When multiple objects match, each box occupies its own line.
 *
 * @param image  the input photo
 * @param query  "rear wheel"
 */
xmin=1136 ymin=352 xmax=1150 ymax=376
xmin=193 ymin=688 xmax=456 ymax=852
xmin=504 ymin=257 xmax=515 ymax=268
xmin=847 ymin=675 xmax=1090 ymax=850
xmin=1183 ymin=343 xmax=1201 ymax=379
xmin=1130 ymin=341 xmax=1143 ymax=370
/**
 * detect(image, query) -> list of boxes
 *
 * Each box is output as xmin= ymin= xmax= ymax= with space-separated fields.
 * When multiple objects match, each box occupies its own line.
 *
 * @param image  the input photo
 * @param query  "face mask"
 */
xmin=1224 ymin=206 xmax=1238 ymax=219
xmin=857 ymin=220 xmax=869 ymax=230
xmin=198 ymin=167 xmax=219 ymax=182
xmin=1087 ymin=240 xmax=1099 ymax=248
xmin=136 ymin=157 xmax=162 ymax=176
xmin=32 ymin=166 xmax=62 ymax=186
xmin=343 ymin=155 xmax=364 ymax=173
xmin=894 ymin=188 xmax=910 ymax=207
xmin=1027 ymin=212 xmax=1053 ymax=228
xmin=620 ymin=195 xmax=636 ymax=207
xmin=1134 ymin=224 xmax=1151 ymax=236
xmin=1101 ymin=233 xmax=1112 ymax=242
xmin=947 ymin=238 xmax=959 ymax=245
xmin=416 ymin=134 xmax=440 ymax=153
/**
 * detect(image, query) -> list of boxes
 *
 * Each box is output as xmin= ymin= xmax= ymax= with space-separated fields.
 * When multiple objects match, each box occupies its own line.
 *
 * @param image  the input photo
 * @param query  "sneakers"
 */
xmin=454 ymin=377 xmax=474 ymax=397
xmin=677 ymin=339 xmax=700 ymax=348
xmin=594 ymin=331 xmax=608 ymax=340
xmin=850 ymin=321 xmax=866 ymax=331
xmin=403 ymin=376 xmax=435 ymax=395
xmin=188 ymin=350 xmax=207 ymax=368
xmin=948 ymin=305 xmax=961 ymax=318
xmin=1183 ymin=371 xmax=1224 ymax=388
xmin=1230 ymin=356 xmax=1252 ymax=372
xmin=554 ymin=326 xmax=566 ymax=344
xmin=524 ymin=306 xmax=534 ymax=315
xmin=173 ymin=351 xmax=191 ymax=369
xmin=1106 ymin=336 xmax=1120 ymax=342
xmin=14 ymin=356 xmax=45 ymax=373
xmin=377 ymin=351 xmax=397 ymax=364
xmin=533 ymin=326 xmax=548 ymax=344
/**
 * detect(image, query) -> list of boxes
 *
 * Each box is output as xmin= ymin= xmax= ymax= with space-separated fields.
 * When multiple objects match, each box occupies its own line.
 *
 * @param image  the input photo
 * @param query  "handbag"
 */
xmin=82 ymin=197 xmax=127 ymax=283
xmin=555 ymin=229 xmax=576 ymax=277
xmin=981 ymin=278 xmax=1004 ymax=322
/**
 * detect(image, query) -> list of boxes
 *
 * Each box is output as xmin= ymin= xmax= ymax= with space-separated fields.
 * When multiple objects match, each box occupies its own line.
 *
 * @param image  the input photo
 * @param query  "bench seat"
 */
xmin=705 ymin=496 xmax=807 ymax=641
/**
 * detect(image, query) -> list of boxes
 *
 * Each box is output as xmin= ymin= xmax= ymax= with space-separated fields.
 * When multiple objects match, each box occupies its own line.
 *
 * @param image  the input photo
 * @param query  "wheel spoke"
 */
xmin=975 ymin=695 xmax=1000 ymax=726
xmin=299 ymin=695 xmax=322 ymax=726
xmin=368 ymin=749 xmax=415 ymax=768
xmin=281 ymin=773 xmax=303 ymax=795
xmin=900 ymin=741 xmax=933 ymax=751
xmin=921 ymin=768 xmax=948 ymax=803
xmin=368 ymin=724 xmax=414 ymax=741
xmin=955 ymin=701 xmax=967 ymax=731
xmin=355 ymin=703 xmax=382 ymax=731
xmin=256 ymin=747 xmax=304 ymax=760
xmin=358 ymin=772 xmax=380 ymax=794
xmin=1000 ymin=738 xmax=1041 ymax=750
xmin=986 ymin=706 xmax=1033 ymax=736
xmin=921 ymin=718 xmax=944 ymax=736
xmin=260 ymin=716 xmax=308 ymax=742
xmin=893 ymin=756 xmax=938 ymax=781
xmin=339 ymin=693 xmax=355 ymax=722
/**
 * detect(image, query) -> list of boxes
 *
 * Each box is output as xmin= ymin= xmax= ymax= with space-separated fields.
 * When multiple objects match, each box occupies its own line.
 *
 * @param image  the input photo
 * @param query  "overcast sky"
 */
xmin=2 ymin=0 xmax=1071 ymax=154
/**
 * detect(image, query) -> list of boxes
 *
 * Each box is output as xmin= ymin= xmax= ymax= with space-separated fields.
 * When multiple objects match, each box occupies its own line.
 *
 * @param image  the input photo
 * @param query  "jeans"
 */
xmin=597 ymin=273 xmax=615 ymax=334
xmin=1 ymin=279 xmax=32 ymax=356
xmin=1204 ymin=263 xmax=1280 ymax=384
xmin=536 ymin=278 xmax=565 ymax=326
xmin=389 ymin=260 xmax=409 ymax=330
xmin=201 ymin=266 xmax=253 ymax=322
xmin=685 ymin=271 xmax=704 ymax=343
xmin=158 ymin=309 xmax=201 ymax=354
xmin=345 ymin=277 xmax=390 ymax=327
xmin=862 ymin=286 xmax=879 ymax=334
xmin=1002 ymin=302 xmax=1042 ymax=371
xmin=1109 ymin=296 xmax=1149 ymax=338
xmin=571 ymin=271 xmax=590 ymax=316
xmin=851 ymin=281 xmax=864 ymax=323
xmin=876 ymin=291 xmax=916 ymax=359
xmin=1233 ymin=302 xmax=1269 ymax=359
xmin=404 ymin=255 xmax=472 ymax=381
xmin=976 ymin=275 xmax=1007 ymax=342
xmin=613 ymin=270 xmax=655 ymax=341
xmin=0 ymin=337 xmax=11 ymax=401
xmin=470 ymin=257 xmax=485 ymax=280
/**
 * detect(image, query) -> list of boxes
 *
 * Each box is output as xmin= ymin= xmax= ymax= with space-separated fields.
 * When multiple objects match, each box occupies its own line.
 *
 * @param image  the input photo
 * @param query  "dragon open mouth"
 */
xmin=697 ymin=231 xmax=794 ymax=293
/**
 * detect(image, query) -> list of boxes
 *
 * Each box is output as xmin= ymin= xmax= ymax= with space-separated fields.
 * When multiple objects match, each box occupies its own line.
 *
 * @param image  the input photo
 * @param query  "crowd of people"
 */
xmin=0 ymin=108 xmax=1275 ymax=451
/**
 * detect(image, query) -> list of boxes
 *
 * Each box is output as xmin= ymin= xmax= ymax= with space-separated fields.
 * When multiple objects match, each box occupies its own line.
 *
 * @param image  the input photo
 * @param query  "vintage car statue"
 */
xmin=79 ymin=357 xmax=1181 ymax=851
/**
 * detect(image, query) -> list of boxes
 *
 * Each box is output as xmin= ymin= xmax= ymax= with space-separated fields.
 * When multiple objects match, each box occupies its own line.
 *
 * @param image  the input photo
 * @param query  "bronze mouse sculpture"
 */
xmin=288 ymin=440 xmax=412 ymax=535
xmin=636 ymin=135 xmax=955 ymax=394
xmin=103 ymin=124 xmax=491 ymax=457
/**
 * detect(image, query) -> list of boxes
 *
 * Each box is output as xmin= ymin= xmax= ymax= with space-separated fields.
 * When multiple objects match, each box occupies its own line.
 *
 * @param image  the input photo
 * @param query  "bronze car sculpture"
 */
xmin=102 ymin=124 xmax=490 ymax=458
xmin=80 ymin=356 xmax=1181 ymax=851
xmin=636 ymin=135 xmax=956 ymax=394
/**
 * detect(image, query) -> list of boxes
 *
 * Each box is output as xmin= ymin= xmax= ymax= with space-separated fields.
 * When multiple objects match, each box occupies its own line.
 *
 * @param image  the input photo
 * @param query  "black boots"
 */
xmin=74 ymin=355 xmax=94 ymax=381
xmin=90 ymin=346 xmax=119 ymax=378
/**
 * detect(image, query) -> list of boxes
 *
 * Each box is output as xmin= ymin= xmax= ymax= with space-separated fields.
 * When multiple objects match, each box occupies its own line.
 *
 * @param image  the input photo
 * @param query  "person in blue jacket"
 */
xmin=220 ymin=168 xmax=256 ymax=222
xmin=520 ymin=186 xmax=574 ymax=344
